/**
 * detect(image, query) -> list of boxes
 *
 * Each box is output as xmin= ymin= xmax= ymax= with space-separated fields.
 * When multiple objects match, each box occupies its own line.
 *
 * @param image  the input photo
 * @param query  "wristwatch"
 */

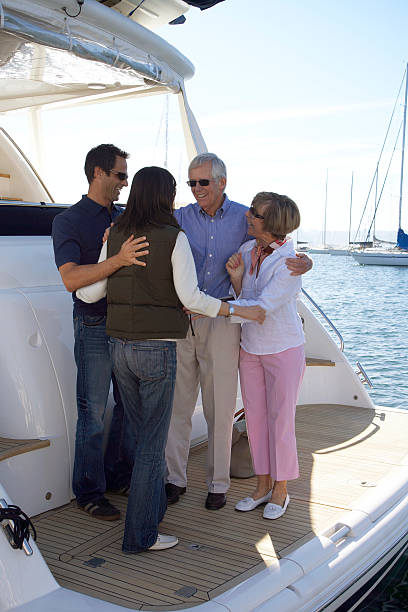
xmin=227 ymin=304 xmax=235 ymax=317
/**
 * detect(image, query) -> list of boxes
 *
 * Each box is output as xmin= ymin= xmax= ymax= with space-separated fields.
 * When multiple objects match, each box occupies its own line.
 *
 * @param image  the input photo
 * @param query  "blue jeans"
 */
xmin=109 ymin=338 xmax=177 ymax=553
xmin=73 ymin=313 xmax=132 ymax=505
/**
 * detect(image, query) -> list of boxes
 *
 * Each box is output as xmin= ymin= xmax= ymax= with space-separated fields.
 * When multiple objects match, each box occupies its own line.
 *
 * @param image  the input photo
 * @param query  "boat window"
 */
xmin=0 ymin=203 xmax=67 ymax=236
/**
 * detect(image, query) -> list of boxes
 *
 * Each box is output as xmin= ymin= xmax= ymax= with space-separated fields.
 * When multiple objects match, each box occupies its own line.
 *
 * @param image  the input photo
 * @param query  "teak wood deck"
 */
xmin=33 ymin=403 xmax=408 ymax=610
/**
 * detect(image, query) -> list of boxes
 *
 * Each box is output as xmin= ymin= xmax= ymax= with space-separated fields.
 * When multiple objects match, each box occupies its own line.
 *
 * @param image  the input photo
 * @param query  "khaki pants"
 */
xmin=165 ymin=317 xmax=241 ymax=493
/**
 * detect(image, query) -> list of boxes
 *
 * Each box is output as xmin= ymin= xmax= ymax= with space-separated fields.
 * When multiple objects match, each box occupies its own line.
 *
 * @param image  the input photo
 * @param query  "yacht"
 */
xmin=1 ymin=2 xmax=408 ymax=611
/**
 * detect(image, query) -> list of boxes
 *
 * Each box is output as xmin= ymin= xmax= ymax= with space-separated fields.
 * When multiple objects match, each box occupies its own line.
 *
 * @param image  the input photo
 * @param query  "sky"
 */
xmin=3 ymin=0 xmax=408 ymax=244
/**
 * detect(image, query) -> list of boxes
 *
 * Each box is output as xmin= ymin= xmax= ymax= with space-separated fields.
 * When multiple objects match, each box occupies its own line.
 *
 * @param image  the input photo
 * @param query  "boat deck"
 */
xmin=33 ymin=403 xmax=408 ymax=610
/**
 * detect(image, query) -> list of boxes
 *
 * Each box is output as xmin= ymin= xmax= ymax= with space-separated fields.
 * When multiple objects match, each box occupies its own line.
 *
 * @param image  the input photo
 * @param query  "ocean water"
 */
xmin=303 ymin=253 xmax=408 ymax=610
xmin=302 ymin=254 xmax=408 ymax=410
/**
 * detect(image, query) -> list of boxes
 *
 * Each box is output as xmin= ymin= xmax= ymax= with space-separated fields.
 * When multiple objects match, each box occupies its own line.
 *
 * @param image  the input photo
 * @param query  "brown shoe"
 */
xmin=205 ymin=493 xmax=226 ymax=510
xmin=165 ymin=483 xmax=186 ymax=505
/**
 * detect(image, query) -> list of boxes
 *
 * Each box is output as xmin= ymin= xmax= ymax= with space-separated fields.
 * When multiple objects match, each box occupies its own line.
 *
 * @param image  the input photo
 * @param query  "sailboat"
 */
xmin=352 ymin=63 xmax=408 ymax=266
xmin=309 ymin=169 xmax=331 ymax=254
xmin=1 ymin=3 xmax=408 ymax=611
xmin=309 ymin=170 xmax=351 ymax=255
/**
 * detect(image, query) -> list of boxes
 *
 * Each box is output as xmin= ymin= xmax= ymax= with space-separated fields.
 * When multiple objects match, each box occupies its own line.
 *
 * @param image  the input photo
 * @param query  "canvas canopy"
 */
xmin=0 ymin=1 xmax=194 ymax=112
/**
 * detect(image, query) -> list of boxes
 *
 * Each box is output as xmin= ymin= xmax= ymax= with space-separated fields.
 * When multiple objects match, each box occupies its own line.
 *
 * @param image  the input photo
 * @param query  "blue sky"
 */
xmin=3 ymin=0 xmax=408 ymax=241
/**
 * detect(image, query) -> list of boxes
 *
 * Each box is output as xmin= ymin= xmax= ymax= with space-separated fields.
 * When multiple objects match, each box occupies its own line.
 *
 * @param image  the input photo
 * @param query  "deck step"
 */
xmin=306 ymin=357 xmax=335 ymax=367
xmin=0 ymin=437 xmax=50 ymax=462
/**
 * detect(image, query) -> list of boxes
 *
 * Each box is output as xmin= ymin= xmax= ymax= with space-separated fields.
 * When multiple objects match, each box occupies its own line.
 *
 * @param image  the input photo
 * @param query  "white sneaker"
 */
xmin=235 ymin=490 xmax=272 ymax=512
xmin=148 ymin=533 xmax=178 ymax=551
xmin=263 ymin=494 xmax=290 ymax=520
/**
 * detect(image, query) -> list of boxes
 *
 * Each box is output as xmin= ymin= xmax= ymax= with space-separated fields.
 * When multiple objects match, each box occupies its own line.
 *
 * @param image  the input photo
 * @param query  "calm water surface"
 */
xmin=303 ymin=254 xmax=408 ymax=610
xmin=302 ymin=254 xmax=408 ymax=409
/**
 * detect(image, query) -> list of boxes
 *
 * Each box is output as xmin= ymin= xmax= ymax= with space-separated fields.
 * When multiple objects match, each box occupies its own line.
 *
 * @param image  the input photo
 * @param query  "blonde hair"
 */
xmin=252 ymin=192 xmax=300 ymax=240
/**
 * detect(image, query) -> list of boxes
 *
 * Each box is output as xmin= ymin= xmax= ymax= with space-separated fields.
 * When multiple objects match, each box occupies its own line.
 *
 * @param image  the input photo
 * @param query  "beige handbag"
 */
xmin=230 ymin=409 xmax=255 ymax=478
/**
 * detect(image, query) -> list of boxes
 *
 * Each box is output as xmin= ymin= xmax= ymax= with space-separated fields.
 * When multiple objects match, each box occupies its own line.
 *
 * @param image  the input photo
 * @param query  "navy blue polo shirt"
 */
xmin=52 ymin=195 xmax=123 ymax=316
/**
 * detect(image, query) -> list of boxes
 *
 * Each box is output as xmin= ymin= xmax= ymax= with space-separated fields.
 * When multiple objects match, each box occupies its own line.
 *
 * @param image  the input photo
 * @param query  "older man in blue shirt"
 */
xmin=165 ymin=153 xmax=312 ymax=510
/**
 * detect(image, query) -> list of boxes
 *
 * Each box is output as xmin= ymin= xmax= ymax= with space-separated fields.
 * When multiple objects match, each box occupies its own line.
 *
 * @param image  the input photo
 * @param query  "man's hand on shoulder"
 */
xmin=58 ymin=236 xmax=150 ymax=293
xmin=115 ymin=235 xmax=149 ymax=267
xmin=285 ymin=252 xmax=313 ymax=276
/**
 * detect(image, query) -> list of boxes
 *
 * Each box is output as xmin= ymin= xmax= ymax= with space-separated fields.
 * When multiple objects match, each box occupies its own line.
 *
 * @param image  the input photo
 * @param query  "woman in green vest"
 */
xmin=78 ymin=166 xmax=265 ymax=553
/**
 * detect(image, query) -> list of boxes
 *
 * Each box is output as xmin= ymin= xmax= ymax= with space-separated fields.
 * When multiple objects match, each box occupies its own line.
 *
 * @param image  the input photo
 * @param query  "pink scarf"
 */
xmin=249 ymin=239 xmax=286 ymax=277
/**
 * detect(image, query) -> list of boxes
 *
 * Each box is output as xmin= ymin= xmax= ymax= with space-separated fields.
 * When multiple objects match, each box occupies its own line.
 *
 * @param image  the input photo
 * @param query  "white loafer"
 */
xmin=148 ymin=533 xmax=178 ymax=551
xmin=263 ymin=494 xmax=290 ymax=520
xmin=235 ymin=490 xmax=272 ymax=512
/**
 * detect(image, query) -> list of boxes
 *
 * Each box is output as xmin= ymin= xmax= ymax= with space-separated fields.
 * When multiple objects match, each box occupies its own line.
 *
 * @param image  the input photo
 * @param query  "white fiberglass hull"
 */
xmin=352 ymin=251 xmax=408 ymax=266
xmin=308 ymin=248 xmax=330 ymax=254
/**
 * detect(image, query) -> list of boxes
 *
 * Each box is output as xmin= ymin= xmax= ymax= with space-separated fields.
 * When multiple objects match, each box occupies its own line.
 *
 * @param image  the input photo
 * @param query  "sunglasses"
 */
xmin=248 ymin=205 xmax=265 ymax=220
xmin=186 ymin=179 xmax=214 ymax=187
xmin=109 ymin=170 xmax=128 ymax=181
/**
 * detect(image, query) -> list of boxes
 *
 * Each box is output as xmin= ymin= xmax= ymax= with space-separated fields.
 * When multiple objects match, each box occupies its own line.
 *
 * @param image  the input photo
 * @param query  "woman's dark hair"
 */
xmin=115 ymin=166 xmax=179 ymax=234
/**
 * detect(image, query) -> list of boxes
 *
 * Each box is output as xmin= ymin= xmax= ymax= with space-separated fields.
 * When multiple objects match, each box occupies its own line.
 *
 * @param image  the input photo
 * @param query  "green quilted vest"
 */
xmin=106 ymin=224 xmax=189 ymax=340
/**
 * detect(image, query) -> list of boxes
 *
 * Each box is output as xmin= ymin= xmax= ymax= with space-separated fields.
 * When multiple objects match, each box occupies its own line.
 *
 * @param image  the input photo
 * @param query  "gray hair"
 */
xmin=188 ymin=153 xmax=227 ymax=181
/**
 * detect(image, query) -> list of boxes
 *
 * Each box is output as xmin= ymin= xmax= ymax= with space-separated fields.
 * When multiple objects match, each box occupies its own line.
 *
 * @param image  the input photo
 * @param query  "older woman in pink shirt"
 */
xmin=226 ymin=192 xmax=305 ymax=520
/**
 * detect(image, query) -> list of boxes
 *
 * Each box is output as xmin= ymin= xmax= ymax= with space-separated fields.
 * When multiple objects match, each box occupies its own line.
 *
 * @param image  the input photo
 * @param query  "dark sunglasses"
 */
xmin=186 ymin=179 xmax=213 ymax=187
xmin=248 ymin=205 xmax=265 ymax=220
xmin=109 ymin=170 xmax=128 ymax=181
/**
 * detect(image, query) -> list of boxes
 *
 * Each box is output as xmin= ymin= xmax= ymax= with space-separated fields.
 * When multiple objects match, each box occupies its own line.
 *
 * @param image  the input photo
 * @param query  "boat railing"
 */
xmin=301 ymin=288 xmax=344 ymax=352
xmin=355 ymin=361 xmax=373 ymax=388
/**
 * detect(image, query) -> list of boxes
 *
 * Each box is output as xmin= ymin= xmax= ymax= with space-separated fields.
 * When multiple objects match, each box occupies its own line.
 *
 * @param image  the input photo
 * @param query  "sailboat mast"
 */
xmin=348 ymin=171 xmax=354 ymax=245
xmin=399 ymin=63 xmax=408 ymax=229
xmin=323 ymin=169 xmax=328 ymax=248
xmin=373 ymin=164 xmax=378 ymax=240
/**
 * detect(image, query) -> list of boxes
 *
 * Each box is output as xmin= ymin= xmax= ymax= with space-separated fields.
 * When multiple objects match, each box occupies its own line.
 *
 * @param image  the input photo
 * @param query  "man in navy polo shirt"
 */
xmin=52 ymin=144 xmax=148 ymax=521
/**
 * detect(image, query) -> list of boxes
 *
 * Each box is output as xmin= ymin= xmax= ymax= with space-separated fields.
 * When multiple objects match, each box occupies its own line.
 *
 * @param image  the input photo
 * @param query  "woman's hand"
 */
xmin=226 ymin=252 xmax=244 ymax=296
xmin=226 ymin=252 xmax=244 ymax=281
xmin=245 ymin=305 xmax=266 ymax=324
xmin=234 ymin=304 xmax=266 ymax=324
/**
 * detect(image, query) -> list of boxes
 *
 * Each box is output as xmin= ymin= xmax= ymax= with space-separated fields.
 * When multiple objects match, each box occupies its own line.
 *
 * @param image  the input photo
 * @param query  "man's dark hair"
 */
xmin=116 ymin=166 xmax=179 ymax=235
xmin=84 ymin=144 xmax=129 ymax=184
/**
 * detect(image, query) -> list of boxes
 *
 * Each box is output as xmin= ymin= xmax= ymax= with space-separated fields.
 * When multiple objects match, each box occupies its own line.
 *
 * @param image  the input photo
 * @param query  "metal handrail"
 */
xmin=356 ymin=361 xmax=373 ymax=388
xmin=301 ymin=289 xmax=344 ymax=352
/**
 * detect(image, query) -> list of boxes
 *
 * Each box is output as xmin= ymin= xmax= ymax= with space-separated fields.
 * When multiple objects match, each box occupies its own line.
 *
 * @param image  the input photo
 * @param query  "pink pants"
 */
xmin=239 ymin=345 xmax=305 ymax=481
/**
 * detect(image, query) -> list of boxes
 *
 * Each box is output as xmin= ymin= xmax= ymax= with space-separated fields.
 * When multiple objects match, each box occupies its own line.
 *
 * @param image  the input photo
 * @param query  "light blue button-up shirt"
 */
xmin=174 ymin=196 xmax=250 ymax=299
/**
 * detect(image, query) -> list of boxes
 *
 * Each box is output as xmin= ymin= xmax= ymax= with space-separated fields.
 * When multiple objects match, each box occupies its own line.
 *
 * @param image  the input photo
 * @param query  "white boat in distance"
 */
xmin=352 ymin=249 xmax=408 ymax=266
xmin=352 ymin=64 xmax=408 ymax=266
xmin=1 ymin=2 xmax=408 ymax=612
xmin=309 ymin=246 xmax=351 ymax=256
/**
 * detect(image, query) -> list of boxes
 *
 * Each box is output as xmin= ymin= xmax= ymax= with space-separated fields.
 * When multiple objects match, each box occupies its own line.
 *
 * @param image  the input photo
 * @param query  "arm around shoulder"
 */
xmin=286 ymin=252 xmax=313 ymax=276
xmin=58 ymin=235 xmax=149 ymax=293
